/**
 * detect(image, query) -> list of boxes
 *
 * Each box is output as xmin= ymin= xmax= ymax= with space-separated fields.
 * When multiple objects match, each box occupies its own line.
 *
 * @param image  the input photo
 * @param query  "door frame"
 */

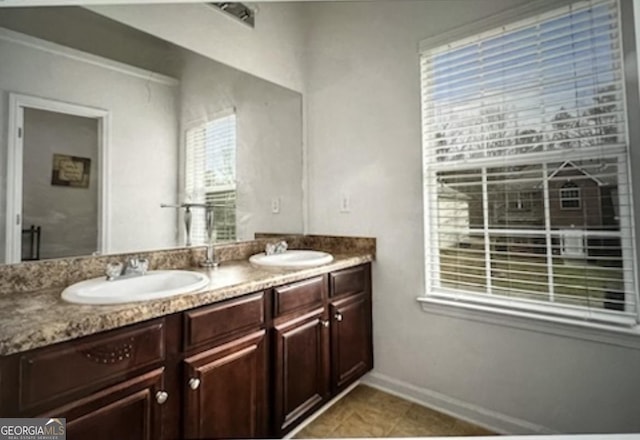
xmin=5 ymin=93 xmax=111 ymax=263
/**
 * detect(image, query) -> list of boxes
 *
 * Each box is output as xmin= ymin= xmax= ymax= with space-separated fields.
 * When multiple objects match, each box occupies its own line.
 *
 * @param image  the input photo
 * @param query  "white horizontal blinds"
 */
xmin=185 ymin=125 xmax=206 ymax=208
xmin=205 ymin=190 xmax=236 ymax=242
xmin=185 ymin=113 xmax=237 ymax=244
xmin=422 ymin=0 xmax=638 ymax=323
xmin=423 ymin=0 xmax=625 ymax=164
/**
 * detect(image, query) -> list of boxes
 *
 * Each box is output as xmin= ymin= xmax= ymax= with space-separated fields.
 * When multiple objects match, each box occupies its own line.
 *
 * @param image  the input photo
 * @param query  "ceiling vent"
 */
xmin=208 ymin=3 xmax=255 ymax=28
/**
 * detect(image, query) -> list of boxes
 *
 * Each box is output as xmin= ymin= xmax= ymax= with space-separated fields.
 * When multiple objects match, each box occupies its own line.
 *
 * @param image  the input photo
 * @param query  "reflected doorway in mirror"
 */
xmin=4 ymin=93 xmax=110 ymax=264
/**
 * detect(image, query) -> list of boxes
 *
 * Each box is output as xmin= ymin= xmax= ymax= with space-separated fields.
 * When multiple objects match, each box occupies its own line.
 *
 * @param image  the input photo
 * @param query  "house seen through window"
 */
xmin=421 ymin=0 xmax=637 ymax=324
xmin=185 ymin=112 xmax=237 ymax=244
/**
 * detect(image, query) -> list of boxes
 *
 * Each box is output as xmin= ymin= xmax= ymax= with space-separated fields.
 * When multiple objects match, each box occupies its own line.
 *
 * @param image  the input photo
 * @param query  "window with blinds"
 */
xmin=421 ymin=0 xmax=638 ymax=325
xmin=185 ymin=112 xmax=237 ymax=244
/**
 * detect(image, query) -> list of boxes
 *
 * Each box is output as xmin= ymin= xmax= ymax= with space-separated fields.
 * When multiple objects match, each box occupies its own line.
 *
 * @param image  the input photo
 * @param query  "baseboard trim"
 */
xmin=361 ymin=371 xmax=557 ymax=435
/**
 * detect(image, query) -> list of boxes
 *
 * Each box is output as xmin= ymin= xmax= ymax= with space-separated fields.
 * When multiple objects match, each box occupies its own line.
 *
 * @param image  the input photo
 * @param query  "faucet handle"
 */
xmin=265 ymin=243 xmax=276 ymax=255
xmin=126 ymin=258 xmax=149 ymax=275
xmin=106 ymin=262 xmax=123 ymax=280
xmin=131 ymin=258 xmax=149 ymax=272
xmin=138 ymin=258 xmax=149 ymax=273
xmin=266 ymin=241 xmax=288 ymax=255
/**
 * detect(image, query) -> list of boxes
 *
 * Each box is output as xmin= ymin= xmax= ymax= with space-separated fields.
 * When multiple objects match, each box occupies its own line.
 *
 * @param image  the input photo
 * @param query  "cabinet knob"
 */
xmin=189 ymin=377 xmax=201 ymax=390
xmin=321 ymin=320 xmax=330 ymax=328
xmin=155 ymin=391 xmax=169 ymax=405
xmin=334 ymin=312 xmax=344 ymax=322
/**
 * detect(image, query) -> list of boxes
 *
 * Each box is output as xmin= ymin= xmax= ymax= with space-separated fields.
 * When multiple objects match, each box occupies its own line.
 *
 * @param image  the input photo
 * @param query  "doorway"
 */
xmin=4 ymin=94 xmax=110 ymax=263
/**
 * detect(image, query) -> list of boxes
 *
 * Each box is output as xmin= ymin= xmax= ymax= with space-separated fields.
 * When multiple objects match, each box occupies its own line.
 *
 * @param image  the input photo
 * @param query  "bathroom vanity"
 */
xmin=0 ymin=237 xmax=374 ymax=439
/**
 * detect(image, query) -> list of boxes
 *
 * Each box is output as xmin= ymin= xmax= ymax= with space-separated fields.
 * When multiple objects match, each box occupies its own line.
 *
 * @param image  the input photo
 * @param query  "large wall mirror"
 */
xmin=0 ymin=5 xmax=304 ymax=264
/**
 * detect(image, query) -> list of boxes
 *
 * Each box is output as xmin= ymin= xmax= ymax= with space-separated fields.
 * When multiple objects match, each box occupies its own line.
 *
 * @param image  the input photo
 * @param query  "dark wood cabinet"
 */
xmin=330 ymin=292 xmax=373 ymax=392
xmin=328 ymin=263 xmax=372 ymax=392
xmin=20 ymin=320 xmax=165 ymax=413
xmin=0 ymin=263 xmax=372 ymax=440
xmin=183 ymin=292 xmax=265 ymax=351
xmin=273 ymin=308 xmax=330 ymax=436
xmin=273 ymin=276 xmax=324 ymax=317
xmin=272 ymin=264 xmax=373 ymax=436
xmin=183 ymin=330 xmax=267 ymax=439
xmin=44 ymin=368 xmax=166 ymax=440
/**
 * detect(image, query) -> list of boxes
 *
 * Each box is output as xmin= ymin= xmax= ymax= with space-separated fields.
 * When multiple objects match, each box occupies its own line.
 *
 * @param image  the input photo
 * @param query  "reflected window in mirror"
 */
xmin=185 ymin=111 xmax=237 ymax=244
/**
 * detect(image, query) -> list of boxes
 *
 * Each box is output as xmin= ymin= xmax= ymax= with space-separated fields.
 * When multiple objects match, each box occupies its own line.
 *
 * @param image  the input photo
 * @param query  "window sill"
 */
xmin=417 ymin=295 xmax=640 ymax=350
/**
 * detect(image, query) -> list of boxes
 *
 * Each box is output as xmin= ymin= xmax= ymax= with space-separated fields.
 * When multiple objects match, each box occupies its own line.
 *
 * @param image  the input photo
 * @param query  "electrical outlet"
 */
xmin=271 ymin=197 xmax=281 ymax=214
xmin=340 ymin=193 xmax=350 ymax=213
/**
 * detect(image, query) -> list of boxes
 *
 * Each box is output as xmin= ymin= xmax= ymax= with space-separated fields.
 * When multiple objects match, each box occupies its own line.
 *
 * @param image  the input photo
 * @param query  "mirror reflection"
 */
xmin=0 ymin=6 xmax=304 ymax=264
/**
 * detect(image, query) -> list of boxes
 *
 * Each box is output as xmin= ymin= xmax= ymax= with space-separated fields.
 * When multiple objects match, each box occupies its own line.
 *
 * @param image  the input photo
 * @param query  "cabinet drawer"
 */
xmin=184 ymin=292 xmax=265 ymax=351
xmin=274 ymin=277 xmax=325 ymax=317
xmin=42 ymin=368 xmax=165 ymax=440
xmin=329 ymin=265 xmax=366 ymax=298
xmin=19 ymin=319 xmax=164 ymax=411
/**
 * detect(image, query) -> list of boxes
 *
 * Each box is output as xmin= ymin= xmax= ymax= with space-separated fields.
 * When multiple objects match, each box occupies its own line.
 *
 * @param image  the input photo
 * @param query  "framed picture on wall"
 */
xmin=51 ymin=153 xmax=91 ymax=188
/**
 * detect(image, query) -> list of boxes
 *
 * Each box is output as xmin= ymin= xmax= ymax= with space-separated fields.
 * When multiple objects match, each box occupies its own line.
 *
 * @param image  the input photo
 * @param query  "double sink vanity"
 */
xmin=0 ymin=235 xmax=375 ymax=439
xmin=0 ymin=7 xmax=373 ymax=439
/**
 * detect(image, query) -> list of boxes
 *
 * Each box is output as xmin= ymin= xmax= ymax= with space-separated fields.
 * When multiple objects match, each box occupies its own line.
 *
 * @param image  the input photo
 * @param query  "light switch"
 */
xmin=271 ymin=197 xmax=281 ymax=214
xmin=340 ymin=193 xmax=350 ymax=213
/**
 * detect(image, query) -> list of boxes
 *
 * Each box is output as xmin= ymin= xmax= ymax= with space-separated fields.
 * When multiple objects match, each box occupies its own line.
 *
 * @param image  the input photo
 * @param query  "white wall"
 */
xmin=304 ymin=0 xmax=640 ymax=434
xmin=0 ymin=31 xmax=179 ymax=259
xmin=87 ymin=2 xmax=307 ymax=93
xmin=179 ymin=51 xmax=303 ymax=241
xmin=22 ymin=108 xmax=98 ymax=259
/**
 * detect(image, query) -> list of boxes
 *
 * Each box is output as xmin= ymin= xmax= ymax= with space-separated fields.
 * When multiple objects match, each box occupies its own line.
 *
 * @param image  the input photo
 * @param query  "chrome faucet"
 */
xmin=265 ymin=240 xmax=288 ymax=255
xmin=201 ymin=244 xmax=219 ymax=268
xmin=105 ymin=258 xmax=149 ymax=281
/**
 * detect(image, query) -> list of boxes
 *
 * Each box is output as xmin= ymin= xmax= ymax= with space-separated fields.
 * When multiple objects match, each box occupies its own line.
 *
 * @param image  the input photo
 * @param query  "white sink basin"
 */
xmin=62 ymin=270 xmax=210 ymax=305
xmin=249 ymin=250 xmax=334 ymax=268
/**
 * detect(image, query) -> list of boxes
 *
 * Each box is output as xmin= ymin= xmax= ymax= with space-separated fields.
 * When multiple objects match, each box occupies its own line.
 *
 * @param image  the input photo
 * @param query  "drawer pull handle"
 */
xmin=155 ymin=391 xmax=169 ymax=405
xmin=321 ymin=320 xmax=330 ymax=328
xmin=189 ymin=378 xmax=201 ymax=390
xmin=335 ymin=312 xmax=344 ymax=322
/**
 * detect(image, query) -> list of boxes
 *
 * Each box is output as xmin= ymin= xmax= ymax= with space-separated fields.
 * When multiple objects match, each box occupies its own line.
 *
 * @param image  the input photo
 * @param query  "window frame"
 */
xmin=509 ymin=191 xmax=534 ymax=211
xmin=559 ymin=182 xmax=582 ymax=210
xmin=418 ymin=0 xmax=640 ymax=330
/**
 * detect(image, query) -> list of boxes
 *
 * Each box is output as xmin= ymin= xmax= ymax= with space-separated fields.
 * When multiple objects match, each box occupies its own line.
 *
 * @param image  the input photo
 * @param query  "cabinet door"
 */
xmin=330 ymin=292 xmax=372 ymax=392
xmin=44 ymin=368 xmax=166 ymax=440
xmin=183 ymin=330 xmax=267 ymax=439
xmin=273 ymin=309 xmax=330 ymax=436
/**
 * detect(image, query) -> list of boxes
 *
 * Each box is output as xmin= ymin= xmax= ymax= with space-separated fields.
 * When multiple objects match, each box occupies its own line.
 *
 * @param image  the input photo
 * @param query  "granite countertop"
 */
xmin=0 ymin=253 xmax=373 ymax=357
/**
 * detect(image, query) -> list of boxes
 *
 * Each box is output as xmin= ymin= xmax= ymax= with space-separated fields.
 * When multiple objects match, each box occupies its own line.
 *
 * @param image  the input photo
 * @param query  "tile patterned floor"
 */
xmin=294 ymin=385 xmax=495 ymax=438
